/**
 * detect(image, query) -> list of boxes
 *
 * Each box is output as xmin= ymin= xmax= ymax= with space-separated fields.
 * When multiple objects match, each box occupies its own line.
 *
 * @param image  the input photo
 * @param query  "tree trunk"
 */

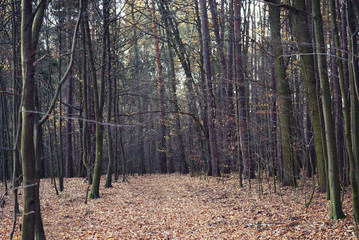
xmin=65 ymin=63 xmax=74 ymax=177
xmin=11 ymin=0 xmax=20 ymax=214
xmin=346 ymin=0 xmax=359 ymax=223
xmin=267 ymin=0 xmax=296 ymax=186
xmin=20 ymin=0 xmax=47 ymax=239
xmin=88 ymin=0 xmax=107 ymax=198
xmin=152 ymin=0 xmax=167 ymax=174
xmin=312 ymin=0 xmax=345 ymax=219
xmin=65 ymin=73 xmax=74 ymax=177
xmin=291 ymin=0 xmax=327 ymax=192
xmin=234 ymin=0 xmax=251 ymax=179
xmin=131 ymin=2 xmax=146 ymax=175
xmin=105 ymin=1 xmax=113 ymax=187
xmin=208 ymin=0 xmax=228 ymax=167
xmin=200 ymin=0 xmax=220 ymax=177
xmin=226 ymin=0 xmax=237 ymax=173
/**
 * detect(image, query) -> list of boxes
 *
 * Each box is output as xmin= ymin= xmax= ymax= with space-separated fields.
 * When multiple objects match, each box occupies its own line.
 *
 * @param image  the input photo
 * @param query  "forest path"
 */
xmin=0 ymin=174 xmax=356 ymax=239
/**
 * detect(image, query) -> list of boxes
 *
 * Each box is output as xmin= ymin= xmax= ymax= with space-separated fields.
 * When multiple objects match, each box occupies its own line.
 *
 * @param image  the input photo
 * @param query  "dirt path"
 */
xmin=0 ymin=174 xmax=357 ymax=239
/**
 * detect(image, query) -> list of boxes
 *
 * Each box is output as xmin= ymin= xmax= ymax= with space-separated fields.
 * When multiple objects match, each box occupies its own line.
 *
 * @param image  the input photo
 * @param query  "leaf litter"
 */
xmin=0 ymin=174 xmax=357 ymax=239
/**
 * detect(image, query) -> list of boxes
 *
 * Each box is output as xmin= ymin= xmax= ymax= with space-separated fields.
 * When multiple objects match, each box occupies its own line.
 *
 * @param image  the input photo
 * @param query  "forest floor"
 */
xmin=0 ymin=174 xmax=358 ymax=239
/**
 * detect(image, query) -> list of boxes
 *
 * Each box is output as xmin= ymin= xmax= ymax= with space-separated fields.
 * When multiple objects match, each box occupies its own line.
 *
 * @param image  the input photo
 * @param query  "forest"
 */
xmin=1 ymin=0 xmax=359 ymax=239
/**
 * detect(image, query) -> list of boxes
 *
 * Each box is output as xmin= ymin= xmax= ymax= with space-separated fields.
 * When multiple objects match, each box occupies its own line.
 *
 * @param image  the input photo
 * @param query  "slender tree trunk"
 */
xmin=234 ymin=0 xmax=251 ymax=179
xmin=291 ymin=0 xmax=327 ymax=192
xmin=267 ymin=0 xmax=296 ymax=186
xmin=152 ymin=0 xmax=167 ymax=174
xmin=65 ymin=77 xmax=74 ymax=177
xmin=20 ymin=0 xmax=47 ymax=239
xmin=194 ymin=0 xmax=212 ymax=176
xmin=88 ymin=0 xmax=107 ymax=198
xmin=227 ymin=0 xmax=237 ymax=173
xmin=11 ymin=0 xmax=20 ymax=214
xmin=65 ymin=67 xmax=74 ymax=177
xmin=200 ymin=0 xmax=220 ymax=177
xmin=208 ymin=0 xmax=228 ymax=168
xmin=105 ymin=5 xmax=113 ymax=187
xmin=346 ymin=0 xmax=359 ymax=223
xmin=312 ymin=0 xmax=345 ymax=219
xmin=130 ymin=2 xmax=146 ymax=175
xmin=80 ymin=18 xmax=91 ymax=182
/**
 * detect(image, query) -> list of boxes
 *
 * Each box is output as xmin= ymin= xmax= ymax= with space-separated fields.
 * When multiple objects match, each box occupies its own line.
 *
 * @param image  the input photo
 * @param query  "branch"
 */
xmin=261 ymin=0 xmax=308 ymax=14
xmin=0 ymin=91 xmax=20 ymax=96
xmin=116 ymin=110 xmax=205 ymax=134
xmin=31 ymin=0 xmax=47 ymax=51
xmin=33 ymin=52 xmax=73 ymax=65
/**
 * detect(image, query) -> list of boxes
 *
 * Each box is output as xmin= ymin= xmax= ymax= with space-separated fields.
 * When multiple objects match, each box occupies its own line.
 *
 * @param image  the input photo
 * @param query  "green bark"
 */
xmin=329 ymin=0 xmax=359 ymax=223
xmin=268 ymin=0 xmax=296 ymax=187
xmin=87 ymin=0 xmax=107 ymax=198
xmin=346 ymin=0 xmax=359 ymax=223
xmin=20 ymin=0 xmax=47 ymax=239
xmin=291 ymin=0 xmax=327 ymax=192
xmin=312 ymin=0 xmax=344 ymax=219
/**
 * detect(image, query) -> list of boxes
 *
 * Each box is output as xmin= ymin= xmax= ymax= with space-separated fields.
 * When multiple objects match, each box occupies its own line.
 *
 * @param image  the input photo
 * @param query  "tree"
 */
xmin=88 ymin=0 xmax=108 ymax=198
xmin=267 ymin=0 xmax=296 ymax=186
xmin=226 ymin=0 xmax=237 ymax=174
xmin=20 ymin=1 xmax=48 ymax=238
xmin=200 ymin=0 xmax=220 ymax=177
xmin=312 ymin=0 xmax=345 ymax=219
xmin=345 ymin=0 xmax=359 ymax=223
xmin=20 ymin=1 xmax=82 ymax=237
xmin=290 ymin=0 xmax=327 ymax=192
xmin=65 ymin=4 xmax=74 ymax=178
xmin=161 ymin=2 xmax=189 ymax=174
xmin=234 ymin=0 xmax=251 ymax=179
xmin=152 ymin=0 xmax=167 ymax=173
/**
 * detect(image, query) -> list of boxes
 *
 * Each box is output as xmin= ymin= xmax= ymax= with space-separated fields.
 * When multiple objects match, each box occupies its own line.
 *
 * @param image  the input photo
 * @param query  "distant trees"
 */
xmin=2 ymin=0 xmax=359 ymax=237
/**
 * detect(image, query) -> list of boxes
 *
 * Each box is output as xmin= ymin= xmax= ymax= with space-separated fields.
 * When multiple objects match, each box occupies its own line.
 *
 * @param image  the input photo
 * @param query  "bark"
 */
xmin=200 ymin=0 xmax=220 ymax=177
xmin=312 ymin=0 xmax=345 ymax=219
xmin=11 ymin=0 xmax=20 ymax=215
xmin=80 ymin=17 xmax=91 ymax=182
xmin=208 ymin=0 xmax=227 ymax=159
xmin=20 ymin=0 xmax=47 ymax=239
xmin=105 ymin=0 xmax=113 ymax=187
xmin=65 ymin=70 xmax=74 ymax=177
xmin=194 ymin=0 xmax=212 ymax=176
xmin=88 ymin=0 xmax=107 ymax=198
xmin=234 ymin=0 xmax=251 ymax=179
xmin=346 ymin=0 xmax=359 ymax=223
xmin=65 ymin=52 xmax=74 ymax=178
xmin=267 ymin=0 xmax=296 ymax=186
xmin=227 ymin=0 xmax=237 ymax=172
xmin=152 ymin=0 xmax=167 ymax=174
xmin=291 ymin=0 xmax=327 ymax=192
xmin=131 ymin=2 xmax=146 ymax=175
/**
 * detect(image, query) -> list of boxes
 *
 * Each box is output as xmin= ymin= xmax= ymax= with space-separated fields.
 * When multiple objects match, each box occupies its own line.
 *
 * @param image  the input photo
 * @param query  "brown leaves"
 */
xmin=0 ymin=174 xmax=357 ymax=239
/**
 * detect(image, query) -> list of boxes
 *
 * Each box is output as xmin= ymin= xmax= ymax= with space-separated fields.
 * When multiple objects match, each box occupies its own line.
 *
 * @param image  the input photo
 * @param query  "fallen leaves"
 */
xmin=0 ymin=174 xmax=357 ymax=239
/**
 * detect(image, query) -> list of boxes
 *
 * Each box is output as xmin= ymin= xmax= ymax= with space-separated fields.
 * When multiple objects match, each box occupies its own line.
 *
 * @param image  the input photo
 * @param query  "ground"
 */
xmin=0 ymin=174 xmax=357 ymax=239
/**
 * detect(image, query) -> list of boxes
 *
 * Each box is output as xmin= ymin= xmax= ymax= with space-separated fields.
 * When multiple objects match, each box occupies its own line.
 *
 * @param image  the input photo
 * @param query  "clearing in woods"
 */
xmin=0 ymin=174 xmax=357 ymax=239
